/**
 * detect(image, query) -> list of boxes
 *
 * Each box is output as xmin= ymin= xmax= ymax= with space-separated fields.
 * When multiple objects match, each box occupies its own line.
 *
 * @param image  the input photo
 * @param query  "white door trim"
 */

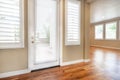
xmin=59 ymin=0 xmax=64 ymax=66
xmin=28 ymin=0 xmax=35 ymax=71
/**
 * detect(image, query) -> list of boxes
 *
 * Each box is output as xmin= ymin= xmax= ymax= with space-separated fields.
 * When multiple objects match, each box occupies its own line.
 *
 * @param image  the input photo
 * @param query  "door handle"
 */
xmin=32 ymin=41 xmax=34 ymax=43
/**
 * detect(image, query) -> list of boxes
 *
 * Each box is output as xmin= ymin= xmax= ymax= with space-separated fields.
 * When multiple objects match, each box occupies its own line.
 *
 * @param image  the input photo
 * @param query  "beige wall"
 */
xmin=0 ymin=0 xmax=90 ymax=73
xmin=84 ymin=1 xmax=90 ymax=59
xmin=62 ymin=0 xmax=83 ymax=62
xmin=90 ymin=25 xmax=120 ymax=48
xmin=0 ymin=0 xmax=28 ymax=73
xmin=62 ymin=0 xmax=90 ymax=62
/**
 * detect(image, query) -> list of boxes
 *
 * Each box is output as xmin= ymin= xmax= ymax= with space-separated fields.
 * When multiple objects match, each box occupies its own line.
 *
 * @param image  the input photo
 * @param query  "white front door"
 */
xmin=28 ymin=0 xmax=60 ymax=70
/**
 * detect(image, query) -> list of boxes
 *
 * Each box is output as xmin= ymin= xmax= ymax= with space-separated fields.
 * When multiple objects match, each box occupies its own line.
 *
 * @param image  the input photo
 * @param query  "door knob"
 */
xmin=31 ymin=36 xmax=35 ymax=43
xmin=32 ymin=41 xmax=34 ymax=43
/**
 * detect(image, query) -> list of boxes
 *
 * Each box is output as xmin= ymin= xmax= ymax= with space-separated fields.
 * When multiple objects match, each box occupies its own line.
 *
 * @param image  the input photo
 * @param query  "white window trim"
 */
xmin=65 ymin=0 xmax=81 ymax=46
xmin=94 ymin=19 xmax=120 ymax=41
xmin=0 ymin=0 xmax=24 ymax=49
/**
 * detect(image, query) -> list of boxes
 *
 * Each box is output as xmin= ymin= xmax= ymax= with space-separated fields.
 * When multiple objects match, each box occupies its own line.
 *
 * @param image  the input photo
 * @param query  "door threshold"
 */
xmin=32 ymin=65 xmax=60 ymax=72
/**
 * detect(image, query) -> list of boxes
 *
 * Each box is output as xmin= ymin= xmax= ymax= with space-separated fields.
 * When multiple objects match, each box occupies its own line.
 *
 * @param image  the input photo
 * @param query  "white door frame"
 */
xmin=28 ymin=0 xmax=63 ymax=71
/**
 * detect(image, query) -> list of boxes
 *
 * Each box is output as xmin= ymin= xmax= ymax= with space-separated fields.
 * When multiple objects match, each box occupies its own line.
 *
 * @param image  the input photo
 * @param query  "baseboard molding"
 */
xmin=0 ymin=59 xmax=91 ymax=78
xmin=0 ymin=69 xmax=31 ymax=78
xmin=84 ymin=59 xmax=90 ymax=62
xmin=61 ymin=59 xmax=84 ymax=66
xmin=91 ymin=45 xmax=120 ymax=50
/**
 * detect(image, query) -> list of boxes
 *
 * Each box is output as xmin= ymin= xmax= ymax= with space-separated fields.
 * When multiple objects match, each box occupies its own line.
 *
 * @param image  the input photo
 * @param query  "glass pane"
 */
xmin=95 ymin=24 xmax=103 ymax=39
xmin=105 ymin=22 xmax=117 ymax=39
xmin=35 ymin=0 xmax=57 ymax=64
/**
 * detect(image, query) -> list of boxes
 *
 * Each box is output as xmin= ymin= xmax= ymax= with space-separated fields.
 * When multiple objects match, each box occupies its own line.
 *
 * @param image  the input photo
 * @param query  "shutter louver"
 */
xmin=0 ymin=0 xmax=20 ymax=43
xmin=65 ymin=0 xmax=80 ymax=45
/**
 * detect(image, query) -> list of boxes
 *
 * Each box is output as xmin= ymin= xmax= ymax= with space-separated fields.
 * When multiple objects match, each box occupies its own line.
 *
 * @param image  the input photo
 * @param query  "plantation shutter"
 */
xmin=0 ymin=0 xmax=24 ymax=48
xmin=65 ymin=0 xmax=81 ymax=45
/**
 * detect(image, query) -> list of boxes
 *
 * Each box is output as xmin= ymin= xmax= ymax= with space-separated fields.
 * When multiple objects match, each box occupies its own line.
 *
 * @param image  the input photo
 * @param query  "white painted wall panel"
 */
xmin=90 ymin=0 xmax=120 ymax=23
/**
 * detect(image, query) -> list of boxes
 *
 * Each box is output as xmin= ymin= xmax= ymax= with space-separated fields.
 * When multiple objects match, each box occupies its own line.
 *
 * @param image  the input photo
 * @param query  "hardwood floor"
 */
xmin=1 ymin=47 xmax=120 ymax=80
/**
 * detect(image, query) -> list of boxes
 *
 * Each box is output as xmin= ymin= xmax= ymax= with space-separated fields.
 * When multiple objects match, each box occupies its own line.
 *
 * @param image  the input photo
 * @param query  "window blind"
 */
xmin=65 ymin=0 xmax=80 ymax=45
xmin=0 ymin=0 xmax=24 ymax=48
xmin=0 ymin=0 xmax=20 ymax=43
